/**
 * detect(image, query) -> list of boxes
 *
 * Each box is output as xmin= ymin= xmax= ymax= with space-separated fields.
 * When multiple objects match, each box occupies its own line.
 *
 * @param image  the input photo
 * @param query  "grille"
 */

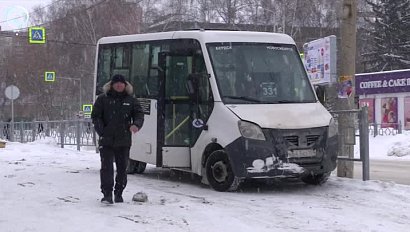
xmin=306 ymin=135 xmax=320 ymax=146
xmin=284 ymin=136 xmax=299 ymax=146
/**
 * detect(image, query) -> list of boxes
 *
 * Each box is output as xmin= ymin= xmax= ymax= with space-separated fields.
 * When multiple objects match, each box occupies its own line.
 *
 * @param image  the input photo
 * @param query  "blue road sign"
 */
xmin=29 ymin=27 xmax=46 ymax=44
xmin=44 ymin=71 xmax=55 ymax=82
xmin=82 ymin=104 xmax=93 ymax=115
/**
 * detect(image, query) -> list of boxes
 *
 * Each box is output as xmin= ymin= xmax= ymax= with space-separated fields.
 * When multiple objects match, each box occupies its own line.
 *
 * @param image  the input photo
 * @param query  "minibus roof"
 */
xmin=97 ymin=30 xmax=295 ymax=46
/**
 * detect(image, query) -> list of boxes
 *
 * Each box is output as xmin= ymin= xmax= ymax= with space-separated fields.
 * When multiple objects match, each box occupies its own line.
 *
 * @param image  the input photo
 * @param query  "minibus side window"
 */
xmin=112 ymin=45 xmax=131 ymax=80
xmin=131 ymin=43 xmax=151 ymax=97
xmin=96 ymin=46 xmax=112 ymax=95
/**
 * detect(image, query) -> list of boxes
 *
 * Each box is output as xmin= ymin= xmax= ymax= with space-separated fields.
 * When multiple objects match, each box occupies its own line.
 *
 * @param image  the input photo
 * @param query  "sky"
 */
xmin=0 ymin=0 xmax=52 ymax=31
xmin=0 ymin=137 xmax=410 ymax=232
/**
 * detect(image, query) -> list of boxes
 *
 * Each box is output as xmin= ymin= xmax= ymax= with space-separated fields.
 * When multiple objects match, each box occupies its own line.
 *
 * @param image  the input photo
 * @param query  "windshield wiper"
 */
xmin=223 ymin=96 xmax=263 ymax=103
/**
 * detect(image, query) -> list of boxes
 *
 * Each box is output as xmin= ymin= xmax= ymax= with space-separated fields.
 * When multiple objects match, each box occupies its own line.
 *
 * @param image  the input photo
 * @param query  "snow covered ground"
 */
xmin=354 ymin=131 xmax=410 ymax=160
xmin=1 ymin=138 xmax=410 ymax=232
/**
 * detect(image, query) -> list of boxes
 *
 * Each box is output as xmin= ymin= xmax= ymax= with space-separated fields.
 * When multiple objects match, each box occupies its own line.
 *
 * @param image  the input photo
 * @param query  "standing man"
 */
xmin=91 ymin=74 xmax=144 ymax=204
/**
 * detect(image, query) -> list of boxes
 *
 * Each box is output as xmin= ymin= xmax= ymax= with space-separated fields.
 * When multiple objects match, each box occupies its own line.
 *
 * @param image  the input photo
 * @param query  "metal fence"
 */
xmin=0 ymin=120 xmax=96 ymax=151
xmin=369 ymin=123 xmax=402 ymax=137
xmin=330 ymin=107 xmax=370 ymax=181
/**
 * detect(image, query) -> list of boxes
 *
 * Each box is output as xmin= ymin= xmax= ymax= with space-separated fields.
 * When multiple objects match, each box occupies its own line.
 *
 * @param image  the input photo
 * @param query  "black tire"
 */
xmin=135 ymin=161 xmax=147 ymax=174
xmin=205 ymin=150 xmax=241 ymax=192
xmin=126 ymin=159 xmax=138 ymax=174
xmin=301 ymin=172 xmax=331 ymax=185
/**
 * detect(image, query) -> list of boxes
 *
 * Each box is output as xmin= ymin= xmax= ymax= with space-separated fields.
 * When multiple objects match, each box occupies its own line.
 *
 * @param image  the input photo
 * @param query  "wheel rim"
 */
xmin=211 ymin=160 xmax=228 ymax=183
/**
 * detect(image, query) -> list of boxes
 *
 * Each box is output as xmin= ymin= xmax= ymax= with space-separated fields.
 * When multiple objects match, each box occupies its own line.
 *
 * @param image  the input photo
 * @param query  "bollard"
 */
xmin=398 ymin=121 xmax=402 ymax=134
xmin=76 ymin=120 xmax=81 ymax=151
xmin=10 ymin=121 xmax=14 ymax=142
xmin=360 ymin=106 xmax=370 ymax=181
xmin=60 ymin=122 xmax=65 ymax=148
xmin=32 ymin=122 xmax=36 ymax=142
xmin=374 ymin=123 xmax=378 ymax=137
xmin=46 ymin=120 xmax=50 ymax=137
xmin=20 ymin=121 xmax=24 ymax=143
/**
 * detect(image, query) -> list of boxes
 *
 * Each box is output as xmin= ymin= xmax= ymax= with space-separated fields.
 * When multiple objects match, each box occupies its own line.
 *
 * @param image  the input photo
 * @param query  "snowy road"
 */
xmin=354 ymin=160 xmax=410 ymax=185
xmin=1 ymin=140 xmax=410 ymax=232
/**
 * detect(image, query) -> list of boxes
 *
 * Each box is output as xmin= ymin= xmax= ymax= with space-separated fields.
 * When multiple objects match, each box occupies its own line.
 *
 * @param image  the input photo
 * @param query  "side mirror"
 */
xmin=315 ymin=85 xmax=326 ymax=104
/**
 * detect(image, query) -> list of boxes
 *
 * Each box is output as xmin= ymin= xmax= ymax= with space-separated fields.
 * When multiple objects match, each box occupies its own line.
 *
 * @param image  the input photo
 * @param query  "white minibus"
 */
xmin=94 ymin=30 xmax=338 ymax=191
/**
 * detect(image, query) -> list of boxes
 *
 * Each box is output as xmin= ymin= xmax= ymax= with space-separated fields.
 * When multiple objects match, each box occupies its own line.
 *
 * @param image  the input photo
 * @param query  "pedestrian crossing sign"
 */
xmin=82 ymin=104 xmax=93 ymax=115
xmin=44 ymin=71 xmax=55 ymax=82
xmin=29 ymin=27 xmax=46 ymax=44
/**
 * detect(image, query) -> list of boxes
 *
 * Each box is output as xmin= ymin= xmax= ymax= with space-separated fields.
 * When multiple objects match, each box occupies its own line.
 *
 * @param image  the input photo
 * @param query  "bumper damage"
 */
xmin=225 ymin=127 xmax=338 ymax=178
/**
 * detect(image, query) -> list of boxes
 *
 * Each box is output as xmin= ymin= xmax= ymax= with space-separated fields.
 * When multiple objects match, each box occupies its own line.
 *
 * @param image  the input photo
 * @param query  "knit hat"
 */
xmin=111 ymin=74 xmax=127 ymax=85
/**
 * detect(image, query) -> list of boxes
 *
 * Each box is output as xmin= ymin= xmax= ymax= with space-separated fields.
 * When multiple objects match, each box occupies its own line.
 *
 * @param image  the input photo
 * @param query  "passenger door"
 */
xmin=160 ymin=54 xmax=193 ymax=168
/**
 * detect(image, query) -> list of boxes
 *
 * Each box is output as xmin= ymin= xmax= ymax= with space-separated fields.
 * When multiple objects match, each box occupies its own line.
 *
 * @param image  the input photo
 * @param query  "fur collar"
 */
xmin=102 ymin=81 xmax=133 ymax=95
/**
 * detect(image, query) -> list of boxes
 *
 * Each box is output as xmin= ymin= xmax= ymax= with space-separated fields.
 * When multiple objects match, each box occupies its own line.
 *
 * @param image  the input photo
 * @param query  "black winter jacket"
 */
xmin=91 ymin=82 xmax=144 ymax=147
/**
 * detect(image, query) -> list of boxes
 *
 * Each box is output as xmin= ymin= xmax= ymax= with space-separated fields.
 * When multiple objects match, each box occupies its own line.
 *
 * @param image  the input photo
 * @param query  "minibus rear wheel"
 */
xmin=206 ymin=150 xmax=241 ymax=192
xmin=127 ymin=159 xmax=147 ymax=174
xmin=301 ymin=171 xmax=331 ymax=185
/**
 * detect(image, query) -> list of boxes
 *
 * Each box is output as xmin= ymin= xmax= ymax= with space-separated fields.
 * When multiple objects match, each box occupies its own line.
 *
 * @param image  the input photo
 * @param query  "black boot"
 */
xmin=114 ymin=193 xmax=123 ymax=203
xmin=101 ymin=192 xmax=113 ymax=204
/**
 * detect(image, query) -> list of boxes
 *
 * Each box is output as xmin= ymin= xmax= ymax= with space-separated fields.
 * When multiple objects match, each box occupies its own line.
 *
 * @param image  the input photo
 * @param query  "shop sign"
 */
xmin=356 ymin=70 xmax=410 ymax=95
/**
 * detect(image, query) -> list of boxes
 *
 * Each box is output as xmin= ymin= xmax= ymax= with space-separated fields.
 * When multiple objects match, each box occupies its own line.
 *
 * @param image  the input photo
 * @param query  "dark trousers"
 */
xmin=100 ymin=146 xmax=130 ymax=195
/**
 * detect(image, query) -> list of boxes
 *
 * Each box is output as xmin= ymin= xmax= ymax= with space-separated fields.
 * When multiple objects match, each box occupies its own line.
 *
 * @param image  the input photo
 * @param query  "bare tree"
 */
xmin=1 ymin=0 xmax=145 ymax=120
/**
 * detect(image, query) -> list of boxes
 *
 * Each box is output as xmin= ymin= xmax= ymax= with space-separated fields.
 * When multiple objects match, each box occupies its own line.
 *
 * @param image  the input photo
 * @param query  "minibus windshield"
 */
xmin=207 ymin=43 xmax=316 ymax=104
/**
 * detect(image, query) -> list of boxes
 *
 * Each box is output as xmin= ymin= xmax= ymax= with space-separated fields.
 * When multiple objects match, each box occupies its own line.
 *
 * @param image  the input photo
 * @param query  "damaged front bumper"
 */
xmin=225 ymin=127 xmax=338 ymax=179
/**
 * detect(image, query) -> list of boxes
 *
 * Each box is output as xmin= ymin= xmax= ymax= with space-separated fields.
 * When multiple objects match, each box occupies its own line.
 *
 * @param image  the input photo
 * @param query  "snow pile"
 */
xmin=354 ymin=131 xmax=410 ymax=160
xmin=132 ymin=192 xmax=148 ymax=202
xmin=387 ymin=139 xmax=410 ymax=157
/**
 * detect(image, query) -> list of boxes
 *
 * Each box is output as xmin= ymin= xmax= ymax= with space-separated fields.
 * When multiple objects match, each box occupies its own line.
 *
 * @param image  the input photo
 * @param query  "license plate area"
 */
xmin=287 ymin=149 xmax=316 ymax=158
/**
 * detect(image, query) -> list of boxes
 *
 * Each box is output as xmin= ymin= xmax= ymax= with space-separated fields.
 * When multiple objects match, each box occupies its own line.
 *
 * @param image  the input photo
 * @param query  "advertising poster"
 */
xmin=404 ymin=97 xmax=410 ymax=130
xmin=338 ymin=75 xmax=353 ymax=98
xmin=359 ymin=98 xmax=375 ymax=123
xmin=381 ymin=97 xmax=398 ymax=128
xmin=303 ymin=35 xmax=337 ymax=85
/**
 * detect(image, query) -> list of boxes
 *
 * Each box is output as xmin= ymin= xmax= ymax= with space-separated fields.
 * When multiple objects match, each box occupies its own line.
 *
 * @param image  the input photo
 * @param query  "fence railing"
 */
xmin=330 ymin=107 xmax=370 ymax=181
xmin=0 ymin=120 xmax=96 ymax=151
xmin=369 ymin=123 xmax=402 ymax=137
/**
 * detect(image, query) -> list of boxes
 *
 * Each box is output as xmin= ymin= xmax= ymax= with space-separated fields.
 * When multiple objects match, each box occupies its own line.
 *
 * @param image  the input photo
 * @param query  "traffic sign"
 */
xmin=44 ymin=71 xmax=55 ymax=82
xmin=82 ymin=104 xmax=93 ymax=115
xmin=29 ymin=27 xmax=46 ymax=44
xmin=5 ymin=85 xmax=20 ymax=100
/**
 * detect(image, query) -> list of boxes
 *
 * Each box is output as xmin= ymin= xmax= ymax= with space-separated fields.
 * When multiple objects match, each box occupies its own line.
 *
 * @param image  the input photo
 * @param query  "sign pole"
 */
xmin=79 ymin=79 xmax=82 ymax=111
xmin=11 ymin=97 xmax=14 ymax=142
xmin=5 ymin=85 xmax=20 ymax=142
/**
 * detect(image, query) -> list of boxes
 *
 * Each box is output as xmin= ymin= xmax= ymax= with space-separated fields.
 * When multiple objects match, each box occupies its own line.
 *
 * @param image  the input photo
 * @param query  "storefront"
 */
xmin=356 ymin=69 xmax=410 ymax=129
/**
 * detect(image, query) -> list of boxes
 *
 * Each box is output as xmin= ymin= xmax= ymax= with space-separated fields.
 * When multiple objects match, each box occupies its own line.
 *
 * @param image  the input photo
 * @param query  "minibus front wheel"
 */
xmin=206 ymin=150 xmax=241 ymax=192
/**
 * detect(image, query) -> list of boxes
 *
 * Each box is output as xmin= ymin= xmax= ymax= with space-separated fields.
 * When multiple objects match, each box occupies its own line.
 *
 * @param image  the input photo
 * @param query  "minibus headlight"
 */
xmin=238 ymin=121 xmax=266 ymax=141
xmin=328 ymin=118 xmax=338 ymax=138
